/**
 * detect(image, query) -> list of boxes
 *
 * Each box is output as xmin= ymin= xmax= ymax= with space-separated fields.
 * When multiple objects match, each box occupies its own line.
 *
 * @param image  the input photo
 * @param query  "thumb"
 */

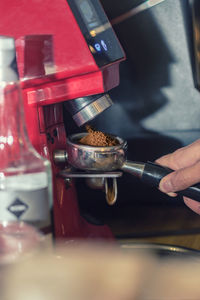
xmin=159 ymin=162 xmax=200 ymax=194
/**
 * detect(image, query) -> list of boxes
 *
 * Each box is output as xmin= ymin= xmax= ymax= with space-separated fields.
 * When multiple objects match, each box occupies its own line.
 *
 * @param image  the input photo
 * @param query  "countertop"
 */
xmin=104 ymin=204 xmax=200 ymax=251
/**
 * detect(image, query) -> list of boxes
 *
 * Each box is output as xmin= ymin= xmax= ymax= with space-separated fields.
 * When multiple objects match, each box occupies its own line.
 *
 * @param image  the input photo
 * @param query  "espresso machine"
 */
xmin=0 ymin=0 xmax=125 ymax=239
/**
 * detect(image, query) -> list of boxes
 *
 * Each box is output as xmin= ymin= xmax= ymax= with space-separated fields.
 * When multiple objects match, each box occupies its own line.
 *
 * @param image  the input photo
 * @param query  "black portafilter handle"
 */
xmin=143 ymin=162 xmax=200 ymax=202
xmin=121 ymin=161 xmax=200 ymax=202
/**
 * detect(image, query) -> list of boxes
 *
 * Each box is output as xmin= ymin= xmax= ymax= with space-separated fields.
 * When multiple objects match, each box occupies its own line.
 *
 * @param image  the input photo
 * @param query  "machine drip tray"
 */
xmin=119 ymin=242 xmax=200 ymax=259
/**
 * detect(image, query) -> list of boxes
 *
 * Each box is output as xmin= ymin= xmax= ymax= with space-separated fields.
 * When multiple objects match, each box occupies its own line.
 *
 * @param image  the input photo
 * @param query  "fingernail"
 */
xmin=160 ymin=179 xmax=173 ymax=193
xmin=167 ymin=192 xmax=177 ymax=197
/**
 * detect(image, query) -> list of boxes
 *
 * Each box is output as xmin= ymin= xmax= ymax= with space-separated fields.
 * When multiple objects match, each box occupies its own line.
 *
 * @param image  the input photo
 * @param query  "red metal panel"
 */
xmin=0 ymin=0 xmax=98 ymax=78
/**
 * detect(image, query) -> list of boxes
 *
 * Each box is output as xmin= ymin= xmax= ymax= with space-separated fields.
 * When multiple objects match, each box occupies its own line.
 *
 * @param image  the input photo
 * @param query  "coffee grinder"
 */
xmin=0 ymin=0 xmax=125 ymax=239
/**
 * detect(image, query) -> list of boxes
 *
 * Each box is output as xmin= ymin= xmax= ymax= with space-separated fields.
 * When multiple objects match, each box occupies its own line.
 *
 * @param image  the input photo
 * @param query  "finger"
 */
xmin=159 ymin=161 xmax=200 ymax=193
xmin=155 ymin=139 xmax=200 ymax=170
xmin=162 ymin=192 xmax=177 ymax=197
xmin=183 ymin=197 xmax=200 ymax=215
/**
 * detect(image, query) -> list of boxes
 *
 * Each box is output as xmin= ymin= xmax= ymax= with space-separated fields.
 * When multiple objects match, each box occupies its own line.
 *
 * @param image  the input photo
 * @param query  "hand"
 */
xmin=155 ymin=139 xmax=200 ymax=214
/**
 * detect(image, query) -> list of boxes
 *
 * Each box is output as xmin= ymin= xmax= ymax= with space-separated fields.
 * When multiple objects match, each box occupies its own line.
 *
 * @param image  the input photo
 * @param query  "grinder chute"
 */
xmin=64 ymin=93 xmax=113 ymax=127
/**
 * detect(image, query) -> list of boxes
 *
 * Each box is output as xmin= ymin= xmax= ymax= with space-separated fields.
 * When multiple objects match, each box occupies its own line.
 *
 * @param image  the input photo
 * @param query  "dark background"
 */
xmin=64 ymin=0 xmax=200 ymax=236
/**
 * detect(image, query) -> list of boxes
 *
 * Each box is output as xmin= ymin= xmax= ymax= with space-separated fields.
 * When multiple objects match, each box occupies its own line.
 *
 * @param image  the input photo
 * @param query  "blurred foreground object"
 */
xmin=0 ymin=221 xmax=45 ymax=265
xmin=2 ymin=242 xmax=200 ymax=300
xmin=0 ymin=36 xmax=52 ymax=230
xmin=1 ymin=243 xmax=153 ymax=300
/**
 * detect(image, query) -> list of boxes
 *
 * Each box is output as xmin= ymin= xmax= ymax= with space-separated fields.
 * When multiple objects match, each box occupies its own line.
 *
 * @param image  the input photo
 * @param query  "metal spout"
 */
xmin=120 ymin=161 xmax=145 ymax=178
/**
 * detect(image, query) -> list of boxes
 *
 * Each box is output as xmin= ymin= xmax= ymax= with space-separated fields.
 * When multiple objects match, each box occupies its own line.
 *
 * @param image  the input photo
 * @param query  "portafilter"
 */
xmin=64 ymin=133 xmax=200 ymax=203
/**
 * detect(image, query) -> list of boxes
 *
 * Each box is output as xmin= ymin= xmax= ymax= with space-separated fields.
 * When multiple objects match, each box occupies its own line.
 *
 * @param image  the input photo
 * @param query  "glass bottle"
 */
xmin=0 ymin=36 xmax=53 ymax=230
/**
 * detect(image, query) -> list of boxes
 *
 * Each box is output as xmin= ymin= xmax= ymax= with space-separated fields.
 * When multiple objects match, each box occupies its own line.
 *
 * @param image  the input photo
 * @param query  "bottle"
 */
xmin=0 ymin=36 xmax=53 ymax=230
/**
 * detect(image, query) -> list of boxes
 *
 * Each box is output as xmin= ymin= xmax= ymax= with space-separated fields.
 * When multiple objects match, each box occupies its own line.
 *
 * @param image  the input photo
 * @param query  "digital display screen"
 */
xmin=74 ymin=0 xmax=101 ymax=30
xmin=67 ymin=0 xmax=125 ymax=67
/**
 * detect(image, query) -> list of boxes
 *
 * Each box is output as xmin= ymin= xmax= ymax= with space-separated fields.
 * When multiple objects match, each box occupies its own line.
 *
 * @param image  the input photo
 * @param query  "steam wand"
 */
xmin=121 ymin=161 xmax=200 ymax=202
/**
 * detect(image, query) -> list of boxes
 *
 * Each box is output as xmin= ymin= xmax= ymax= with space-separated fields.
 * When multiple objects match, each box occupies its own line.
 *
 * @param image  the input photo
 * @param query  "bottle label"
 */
xmin=0 ymin=188 xmax=49 ymax=221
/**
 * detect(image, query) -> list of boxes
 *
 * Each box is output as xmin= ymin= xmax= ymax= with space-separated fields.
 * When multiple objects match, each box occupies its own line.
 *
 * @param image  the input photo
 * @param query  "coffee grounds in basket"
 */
xmin=79 ymin=125 xmax=119 ymax=147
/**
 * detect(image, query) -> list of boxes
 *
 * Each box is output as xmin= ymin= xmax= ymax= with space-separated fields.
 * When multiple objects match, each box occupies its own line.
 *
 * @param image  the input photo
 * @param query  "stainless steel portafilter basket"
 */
xmin=64 ymin=133 xmax=128 ymax=205
xmin=66 ymin=133 xmax=127 ymax=172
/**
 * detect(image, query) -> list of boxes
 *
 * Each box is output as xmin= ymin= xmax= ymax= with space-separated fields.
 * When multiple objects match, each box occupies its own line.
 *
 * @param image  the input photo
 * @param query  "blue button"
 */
xmin=94 ymin=43 xmax=101 ymax=52
xmin=101 ymin=40 xmax=108 ymax=51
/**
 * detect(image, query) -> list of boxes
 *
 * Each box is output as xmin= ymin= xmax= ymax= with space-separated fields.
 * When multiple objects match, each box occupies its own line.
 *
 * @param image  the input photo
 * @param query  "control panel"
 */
xmin=67 ymin=0 xmax=124 ymax=67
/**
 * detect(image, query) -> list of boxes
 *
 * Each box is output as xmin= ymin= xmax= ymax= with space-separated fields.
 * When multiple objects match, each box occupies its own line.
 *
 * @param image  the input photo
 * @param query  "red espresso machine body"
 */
xmin=0 ymin=0 xmax=125 ymax=239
